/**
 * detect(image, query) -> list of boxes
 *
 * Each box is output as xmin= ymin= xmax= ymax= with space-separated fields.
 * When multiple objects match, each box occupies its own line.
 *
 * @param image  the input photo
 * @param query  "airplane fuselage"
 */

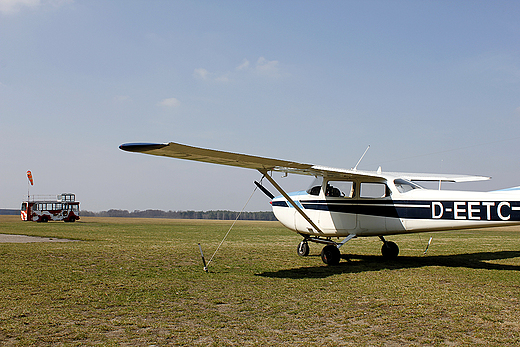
xmin=272 ymin=178 xmax=520 ymax=238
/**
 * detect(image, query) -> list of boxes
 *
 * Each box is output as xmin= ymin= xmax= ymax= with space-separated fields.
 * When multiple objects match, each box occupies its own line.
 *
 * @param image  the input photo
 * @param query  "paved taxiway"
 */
xmin=0 ymin=234 xmax=76 ymax=243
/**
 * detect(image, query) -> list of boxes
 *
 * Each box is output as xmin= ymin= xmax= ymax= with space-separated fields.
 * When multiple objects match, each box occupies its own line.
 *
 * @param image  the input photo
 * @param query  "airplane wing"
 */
xmin=119 ymin=142 xmax=389 ymax=179
xmin=119 ymin=142 xmax=314 ymax=172
xmin=119 ymin=142 xmax=490 ymax=183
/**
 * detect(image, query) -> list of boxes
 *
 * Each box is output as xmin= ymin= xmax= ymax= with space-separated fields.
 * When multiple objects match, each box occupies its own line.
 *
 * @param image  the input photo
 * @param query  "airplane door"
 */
xmin=318 ymin=180 xmax=357 ymax=234
xmin=356 ymin=182 xmax=390 ymax=235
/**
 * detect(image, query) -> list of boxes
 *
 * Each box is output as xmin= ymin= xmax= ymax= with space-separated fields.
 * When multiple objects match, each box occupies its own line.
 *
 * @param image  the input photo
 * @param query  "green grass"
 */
xmin=1 ymin=215 xmax=520 ymax=346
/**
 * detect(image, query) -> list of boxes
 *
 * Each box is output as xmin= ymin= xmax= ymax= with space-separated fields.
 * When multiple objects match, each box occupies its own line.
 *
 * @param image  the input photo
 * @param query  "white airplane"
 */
xmin=120 ymin=142 xmax=520 ymax=265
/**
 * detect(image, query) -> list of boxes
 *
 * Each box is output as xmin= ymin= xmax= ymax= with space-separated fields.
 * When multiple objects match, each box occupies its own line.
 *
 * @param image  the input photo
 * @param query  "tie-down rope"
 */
xmin=203 ymin=183 xmax=259 ymax=271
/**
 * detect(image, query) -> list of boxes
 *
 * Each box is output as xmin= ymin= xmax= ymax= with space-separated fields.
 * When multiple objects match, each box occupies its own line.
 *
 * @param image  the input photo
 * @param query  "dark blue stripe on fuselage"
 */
xmin=271 ymin=201 xmax=289 ymax=207
xmin=302 ymin=200 xmax=402 ymax=218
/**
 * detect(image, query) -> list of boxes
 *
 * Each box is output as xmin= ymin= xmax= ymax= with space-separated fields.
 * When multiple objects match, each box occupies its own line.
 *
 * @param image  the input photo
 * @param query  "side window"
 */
xmin=326 ymin=181 xmax=355 ymax=198
xmin=360 ymin=182 xmax=388 ymax=198
xmin=307 ymin=186 xmax=321 ymax=196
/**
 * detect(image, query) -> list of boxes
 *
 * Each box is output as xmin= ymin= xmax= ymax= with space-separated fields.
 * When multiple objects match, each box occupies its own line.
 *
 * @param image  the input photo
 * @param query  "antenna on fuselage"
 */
xmin=353 ymin=145 xmax=370 ymax=171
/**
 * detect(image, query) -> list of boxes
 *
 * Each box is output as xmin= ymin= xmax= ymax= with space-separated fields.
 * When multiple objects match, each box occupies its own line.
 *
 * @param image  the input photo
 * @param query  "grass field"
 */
xmin=1 ymin=215 xmax=520 ymax=346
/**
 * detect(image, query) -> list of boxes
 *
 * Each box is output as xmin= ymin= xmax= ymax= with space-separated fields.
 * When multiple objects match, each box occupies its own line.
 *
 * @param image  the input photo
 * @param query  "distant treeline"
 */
xmin=80 ymin=209 xmax=277 ymax=221
xmin=0 ymin=209 xmax=19 ymax=215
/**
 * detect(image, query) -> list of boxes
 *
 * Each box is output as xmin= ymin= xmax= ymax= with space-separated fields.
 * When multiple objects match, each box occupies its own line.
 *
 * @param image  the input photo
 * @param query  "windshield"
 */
xmin=394 ymin=179 xmax=423 ymax=193
xmin=306 ymin=176 xmax=323 ymax=196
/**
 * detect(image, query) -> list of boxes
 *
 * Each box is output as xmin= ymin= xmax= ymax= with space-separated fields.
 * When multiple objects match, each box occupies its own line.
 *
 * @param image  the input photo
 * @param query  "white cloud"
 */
xmin=215 ymin=74 xmax=230 ymax=82
xmin=158 ymin=97 xmax=180 ymax=108
xmin=194 ymin=57 xmax=283 ymax=83
xmin=0 ymin=0 xmax=39 ymax=14
xmin=193 ymin=67 xmax=230 ymax=83
xmin=236 ymin=59 xmax=250 ymax=71
xmin=0 ymin=0 xmax=72 ymax=14
xmin=255 ymin=57 xmax=280 ymax=78
xmin=193 ymin=68 xmax=209 ymax=80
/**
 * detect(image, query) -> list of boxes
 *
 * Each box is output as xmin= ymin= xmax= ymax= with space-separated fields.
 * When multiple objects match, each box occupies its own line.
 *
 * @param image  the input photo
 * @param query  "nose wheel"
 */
xmin=297 ymin=240 xmax=310 ymax=256
xmin=379 ymin=236 xmax=399 ymax=259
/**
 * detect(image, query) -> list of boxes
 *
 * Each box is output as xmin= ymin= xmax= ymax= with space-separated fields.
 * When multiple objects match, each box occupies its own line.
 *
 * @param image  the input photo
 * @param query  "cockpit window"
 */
xmin=326 ymin=181 xmax=355 ymax=198
xmin=306 ymin=176 xmax=323 ymax=196
xmin=394 ymin=179 xmax=423 ymax=193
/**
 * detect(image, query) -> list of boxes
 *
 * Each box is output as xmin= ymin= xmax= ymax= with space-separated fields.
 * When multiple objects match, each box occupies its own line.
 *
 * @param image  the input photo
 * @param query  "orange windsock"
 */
xmin=27 ymin=170 xmax=34 ymax=185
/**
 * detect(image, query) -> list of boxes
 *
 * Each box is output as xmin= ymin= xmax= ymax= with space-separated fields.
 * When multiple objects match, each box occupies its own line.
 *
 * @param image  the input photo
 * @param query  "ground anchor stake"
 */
xmin=198 ymin=243 xmax=208 ymax=272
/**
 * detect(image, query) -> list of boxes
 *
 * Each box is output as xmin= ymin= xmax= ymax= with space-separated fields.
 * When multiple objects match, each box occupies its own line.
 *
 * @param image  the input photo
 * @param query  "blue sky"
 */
xmin=1 ymin=0 xmax=520 ymax=212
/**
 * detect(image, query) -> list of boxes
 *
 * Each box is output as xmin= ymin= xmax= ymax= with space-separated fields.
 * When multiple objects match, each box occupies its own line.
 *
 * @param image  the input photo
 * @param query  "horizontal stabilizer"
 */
xmin=383 ymin=171 xmax=491 ymax=183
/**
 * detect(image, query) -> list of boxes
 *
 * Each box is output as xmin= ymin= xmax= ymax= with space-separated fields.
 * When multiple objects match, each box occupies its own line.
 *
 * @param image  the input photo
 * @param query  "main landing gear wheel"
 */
xmin=297 ymin=241 xmax=310 ymax=257
xmin=321 ymin=245 xmax=341 ymax=265
xmin=381 ymin=241 xmax=399 ymax=260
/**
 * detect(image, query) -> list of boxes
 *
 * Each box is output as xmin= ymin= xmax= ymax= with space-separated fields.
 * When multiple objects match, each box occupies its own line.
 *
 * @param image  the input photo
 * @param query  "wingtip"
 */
xmin=119 ymin=143 xmax=168 ymax=152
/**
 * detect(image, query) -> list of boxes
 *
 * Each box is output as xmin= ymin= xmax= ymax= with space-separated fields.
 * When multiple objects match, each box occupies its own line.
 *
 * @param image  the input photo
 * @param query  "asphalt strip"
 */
xmin=0 ymin=234 xmax=77 ymax=243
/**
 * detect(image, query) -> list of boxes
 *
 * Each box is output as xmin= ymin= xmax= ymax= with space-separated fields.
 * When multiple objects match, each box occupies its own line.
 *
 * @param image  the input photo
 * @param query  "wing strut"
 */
xmin=259 ymin=170 xmax=323 ymax=234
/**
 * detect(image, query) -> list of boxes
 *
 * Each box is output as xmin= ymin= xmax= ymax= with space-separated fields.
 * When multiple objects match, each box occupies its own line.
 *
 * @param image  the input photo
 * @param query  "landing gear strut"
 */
xmin=297 ymin=235 xmax=399 ymax=264
xmin=297 ymin=234 xmax=356 ymax=265
xmin=379 ymin=236 xmax=399 ymax=259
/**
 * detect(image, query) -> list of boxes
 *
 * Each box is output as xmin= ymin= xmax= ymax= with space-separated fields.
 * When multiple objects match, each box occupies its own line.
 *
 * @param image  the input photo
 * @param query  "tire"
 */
xmin=321 ymin=245 xmax=341 ymax=265
xmin=381 ymin=241 xmax=399 ymax=259
xmin=297 ymin=241 xmax=310 ymax=257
